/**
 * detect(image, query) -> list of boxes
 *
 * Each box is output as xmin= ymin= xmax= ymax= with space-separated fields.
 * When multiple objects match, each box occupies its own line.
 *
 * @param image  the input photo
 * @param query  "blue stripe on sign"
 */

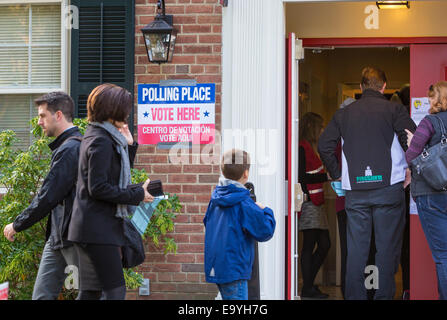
xmin=138 ymin=84 xmax=215 ymax=105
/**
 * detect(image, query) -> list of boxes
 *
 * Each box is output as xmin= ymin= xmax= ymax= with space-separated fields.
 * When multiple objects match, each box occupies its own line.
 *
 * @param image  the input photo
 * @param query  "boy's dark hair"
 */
xmin=361 ymin=66 xmax=387 ymax=92
xmin=87 ymin=83 xmax=132 ymax=123
xmin=34 ymin=92 xmax=75 ymax=122
xmin=221 ymin=149 xmax=251 ymax=181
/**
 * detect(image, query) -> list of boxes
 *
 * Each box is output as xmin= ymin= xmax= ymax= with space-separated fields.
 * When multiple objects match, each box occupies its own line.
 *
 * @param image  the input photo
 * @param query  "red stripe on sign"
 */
xmin=138 ymin=124 xmax=215 ymax=145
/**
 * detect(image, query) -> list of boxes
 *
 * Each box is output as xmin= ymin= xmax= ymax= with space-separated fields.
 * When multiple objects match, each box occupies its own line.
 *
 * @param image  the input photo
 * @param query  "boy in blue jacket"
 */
xmin=204 ymin=149 xmax=276 ymax=300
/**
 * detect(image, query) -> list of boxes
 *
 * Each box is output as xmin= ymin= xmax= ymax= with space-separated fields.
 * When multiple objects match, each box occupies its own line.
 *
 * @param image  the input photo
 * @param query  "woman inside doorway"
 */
xmin=298 ymin=112 xmax=331 ymax=299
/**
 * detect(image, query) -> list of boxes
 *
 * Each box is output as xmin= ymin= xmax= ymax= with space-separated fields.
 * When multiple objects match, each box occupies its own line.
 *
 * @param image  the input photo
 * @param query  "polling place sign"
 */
xmin=0 ymin=282 xmax=8 ymax=300
xmin=138 ymin=83 xmax=215 ymax=145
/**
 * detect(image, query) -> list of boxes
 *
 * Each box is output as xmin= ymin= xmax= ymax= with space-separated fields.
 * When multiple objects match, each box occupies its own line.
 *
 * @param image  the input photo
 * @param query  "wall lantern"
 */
xmin=141 ymin=0 xmax=176 ymax=64
xmin=376 ymin=1 xmax=410 ymax=9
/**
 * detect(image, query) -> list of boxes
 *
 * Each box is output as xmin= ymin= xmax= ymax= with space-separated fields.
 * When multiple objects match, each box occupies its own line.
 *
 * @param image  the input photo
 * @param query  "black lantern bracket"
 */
xmin=156 ymin=0 xmax=173 ymax=27
xmin=141 ymin=0 xmax=177 ymax=64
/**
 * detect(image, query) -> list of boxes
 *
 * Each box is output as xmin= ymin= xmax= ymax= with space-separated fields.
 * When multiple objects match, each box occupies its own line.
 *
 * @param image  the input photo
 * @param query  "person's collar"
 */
xmin=48 ymin=126 xmax=80 ymax=151
xmin=218 ymin=176 xmax=247 ymax=189
xmin=361 ymin=88 xmax=387 ymax=100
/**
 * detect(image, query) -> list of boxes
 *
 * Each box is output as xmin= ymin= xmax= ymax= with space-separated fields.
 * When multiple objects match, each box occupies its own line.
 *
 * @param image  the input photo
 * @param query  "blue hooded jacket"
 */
xmin=203 ymin=181 xmax=276 ymax=284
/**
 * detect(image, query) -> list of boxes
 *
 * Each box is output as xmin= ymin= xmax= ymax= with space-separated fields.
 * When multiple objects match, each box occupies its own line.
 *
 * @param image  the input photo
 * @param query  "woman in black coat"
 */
xmin=68 ymin=83 xmax=153 ymax=300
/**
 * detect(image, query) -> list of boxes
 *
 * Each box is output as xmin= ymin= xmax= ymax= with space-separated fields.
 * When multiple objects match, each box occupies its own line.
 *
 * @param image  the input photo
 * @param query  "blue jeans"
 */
xmin=415 ymin=194 xmax=447 ymax=300
xmin=217 ymin=280 xmax=248 ymax=300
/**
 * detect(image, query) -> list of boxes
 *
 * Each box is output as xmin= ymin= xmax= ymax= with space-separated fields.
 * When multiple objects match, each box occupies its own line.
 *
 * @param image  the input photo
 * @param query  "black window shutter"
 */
xmin=71 ymin=0 xmax=135 ymax=129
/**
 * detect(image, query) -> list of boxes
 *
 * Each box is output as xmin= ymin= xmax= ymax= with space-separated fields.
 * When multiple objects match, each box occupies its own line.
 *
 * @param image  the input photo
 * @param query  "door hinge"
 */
xmin=295 ymin=39 xmax=304 ymax=61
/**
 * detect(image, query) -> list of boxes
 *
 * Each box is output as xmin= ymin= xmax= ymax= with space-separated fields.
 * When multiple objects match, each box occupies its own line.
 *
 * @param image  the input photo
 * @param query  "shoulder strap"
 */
xmin=431 ymin=114 xmax=447 ymax=138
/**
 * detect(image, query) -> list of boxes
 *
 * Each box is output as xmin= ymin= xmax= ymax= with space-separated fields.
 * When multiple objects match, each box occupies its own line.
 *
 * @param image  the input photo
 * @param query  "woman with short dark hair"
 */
xmin=68 ymin=83 xmax=153 ymax=300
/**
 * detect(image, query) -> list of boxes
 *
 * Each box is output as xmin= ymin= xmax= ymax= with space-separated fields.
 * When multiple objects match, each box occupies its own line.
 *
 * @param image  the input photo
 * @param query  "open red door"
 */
xmin=410 ymin=44 xmax=447 ymax=300
xmin=286 ymin=32 xmax=299 ymax=300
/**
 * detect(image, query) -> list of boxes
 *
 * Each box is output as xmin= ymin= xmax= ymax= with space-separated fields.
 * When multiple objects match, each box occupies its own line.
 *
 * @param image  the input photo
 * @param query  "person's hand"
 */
xmin=256 ymin=202 xmax=265 ymax=210
xmin=3 ymin=223 xmax=16 ymax=242
xmin=405 ymin=129 xmax=414 ymax=148
xmin=404 ymin=168 xmax=411 ymax=189
xmin=327 ymin=172 xmax=332 ymax=181
xmin=119 ymin=124 xmax=134 ymax=145
xmin=142 ymin=178 xmax=154 ymax=203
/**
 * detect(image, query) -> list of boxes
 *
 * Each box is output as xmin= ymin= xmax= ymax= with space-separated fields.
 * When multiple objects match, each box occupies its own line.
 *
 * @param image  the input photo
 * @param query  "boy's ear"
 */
xmin=244 ymin=169 xmax=250 ymax=179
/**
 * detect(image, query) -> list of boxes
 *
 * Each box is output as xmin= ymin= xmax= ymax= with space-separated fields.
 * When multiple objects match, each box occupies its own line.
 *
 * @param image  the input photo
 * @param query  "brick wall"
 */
xmin=130 ymin=0 xmax=223 ymax=300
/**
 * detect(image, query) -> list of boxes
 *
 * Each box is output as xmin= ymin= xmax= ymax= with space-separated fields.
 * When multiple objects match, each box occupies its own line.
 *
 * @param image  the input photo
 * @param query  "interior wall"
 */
xmin=299 ymin=47 xmax=410 ymax=123
xmin=286 ymin=0 xmax=447 ymax=38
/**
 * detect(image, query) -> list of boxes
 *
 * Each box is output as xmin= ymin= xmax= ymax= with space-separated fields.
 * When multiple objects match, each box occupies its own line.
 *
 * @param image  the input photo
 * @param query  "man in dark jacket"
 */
xmin=318 ymin=67 xmax=416 ymax=300
xmin=3 ymin=92 xmax=84 ymax=300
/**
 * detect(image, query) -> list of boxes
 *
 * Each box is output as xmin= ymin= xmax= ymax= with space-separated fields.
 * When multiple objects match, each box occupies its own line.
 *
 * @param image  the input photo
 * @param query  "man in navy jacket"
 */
xmin=3 ymin=92 xmax=86 ymax=299
xmin=204 ymin=149 xmax=276 ymax=300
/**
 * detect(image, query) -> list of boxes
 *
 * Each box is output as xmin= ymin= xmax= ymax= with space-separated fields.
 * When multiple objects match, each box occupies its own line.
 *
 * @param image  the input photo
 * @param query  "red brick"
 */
xmin=164 ymin=184 xmax=182 ymax=193
xmin=174 ymin=15 xmax=197 ymax=24
xmin=166 ymin=253 xmax=195 ymax=263
xmin=183 ymin=165 xmax=212 ymax=173
xmin=186 ymin=205 xmax=200 ymax=213
xmin=177 ymin=243 xmax=204 ymax=254
xmin=198 ymin=174 xmax=219 ymax=183
xmin=174 ymin=224 xmax=204 ymax=233
xmin=177 ymin=194 xmax=195 ymax=203
xmin=148 ymin=263 xmax=182 ymax=272
xmin=205 ymin=65 xmax=220 ymax=74
xmin=197 ymin=16 xmax=221 ymax=24
xmin=152 ymin=165 xmax=182 ymax=173
xmin=171 ymin=55 xmax=196 ymax=64
xmin=196 ymin=55 xmax=221 ymax=64
xmin=165 ymin=5 xmax=186 ymax=14
xmin=176 ymin=34 xmax=198 ymax=44
xmin=173 ymin=273 xmax=187 ymax=282
xmin=183 ymin=45 xmax=213 ymax=54
xmin=137 ymin=75 xmax=163 ymax=83
xmin=186 ymin=273 xmax=200 ymax=282
xmin=191 ymin=65 xmax=204 ymax=73
xmin=182 ymin=25 xmax=212 ymax=34
xmin=186 ymin=5 xmax=213 ymax=14
xmin=195 ymin=194 xmax=212 ymax=203
xmin=138 ymin=155 xmax=168 ymax=163
xmin=157 ymin=272 xmax=173 ymax=282
xmin=182 ymin=184 xmax=212 ymax=193
xmin=196 ymin=75 xmax=221 ymax=83
xmin=151 ymin=283 xmax=177 ymax=292
xmin=168 ymin=174 xmax=197 ymax=183
xmin=195 ymin=253 xmax=204 ymax=263
xmin=190 ymin=214 xmax=205 ymax=223
xmin=170 ymin=234 xmax=189 ymax=244
xmin=146 ymin=254 xmax=167 ymax=263
xmin=190 ymin=234 xmax=205 ymax=243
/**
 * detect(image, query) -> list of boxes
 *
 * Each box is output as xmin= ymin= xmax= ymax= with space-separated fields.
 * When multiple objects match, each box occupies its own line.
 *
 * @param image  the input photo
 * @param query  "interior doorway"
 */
xmin=297 ymin=46 xmax=410 ymax=300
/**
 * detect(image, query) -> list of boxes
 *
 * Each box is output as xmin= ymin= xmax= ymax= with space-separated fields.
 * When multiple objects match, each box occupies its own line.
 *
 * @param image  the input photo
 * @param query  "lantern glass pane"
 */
xmin=168 ymin=33 xmax=176 ymax=62
xmin=144 ymin=32 xmax=170 ymax=62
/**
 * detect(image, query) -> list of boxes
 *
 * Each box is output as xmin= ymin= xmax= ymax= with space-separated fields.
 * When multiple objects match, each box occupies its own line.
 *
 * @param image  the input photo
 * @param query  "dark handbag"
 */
xmin=122 ymin=217 xmax=146 ymax=268
xmin=411 ymin=115 xmax=447 ymax=191
xmin=147 ymin=180 xmax=164 ymax=197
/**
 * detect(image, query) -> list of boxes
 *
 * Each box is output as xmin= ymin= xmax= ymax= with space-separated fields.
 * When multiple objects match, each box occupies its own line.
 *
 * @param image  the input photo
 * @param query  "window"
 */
xmin=0 ymin=3 xmax=63 ymax=149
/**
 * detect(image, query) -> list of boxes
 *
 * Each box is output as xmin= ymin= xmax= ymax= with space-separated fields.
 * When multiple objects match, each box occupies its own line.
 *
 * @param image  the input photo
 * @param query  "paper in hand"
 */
xmin=131 ymin=195 xmax=168 ymax=235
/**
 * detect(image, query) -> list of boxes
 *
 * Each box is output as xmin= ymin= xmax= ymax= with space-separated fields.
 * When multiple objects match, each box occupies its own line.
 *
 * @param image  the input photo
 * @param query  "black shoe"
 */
xmin=301 ymin=286 xmax=329 ymax=299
